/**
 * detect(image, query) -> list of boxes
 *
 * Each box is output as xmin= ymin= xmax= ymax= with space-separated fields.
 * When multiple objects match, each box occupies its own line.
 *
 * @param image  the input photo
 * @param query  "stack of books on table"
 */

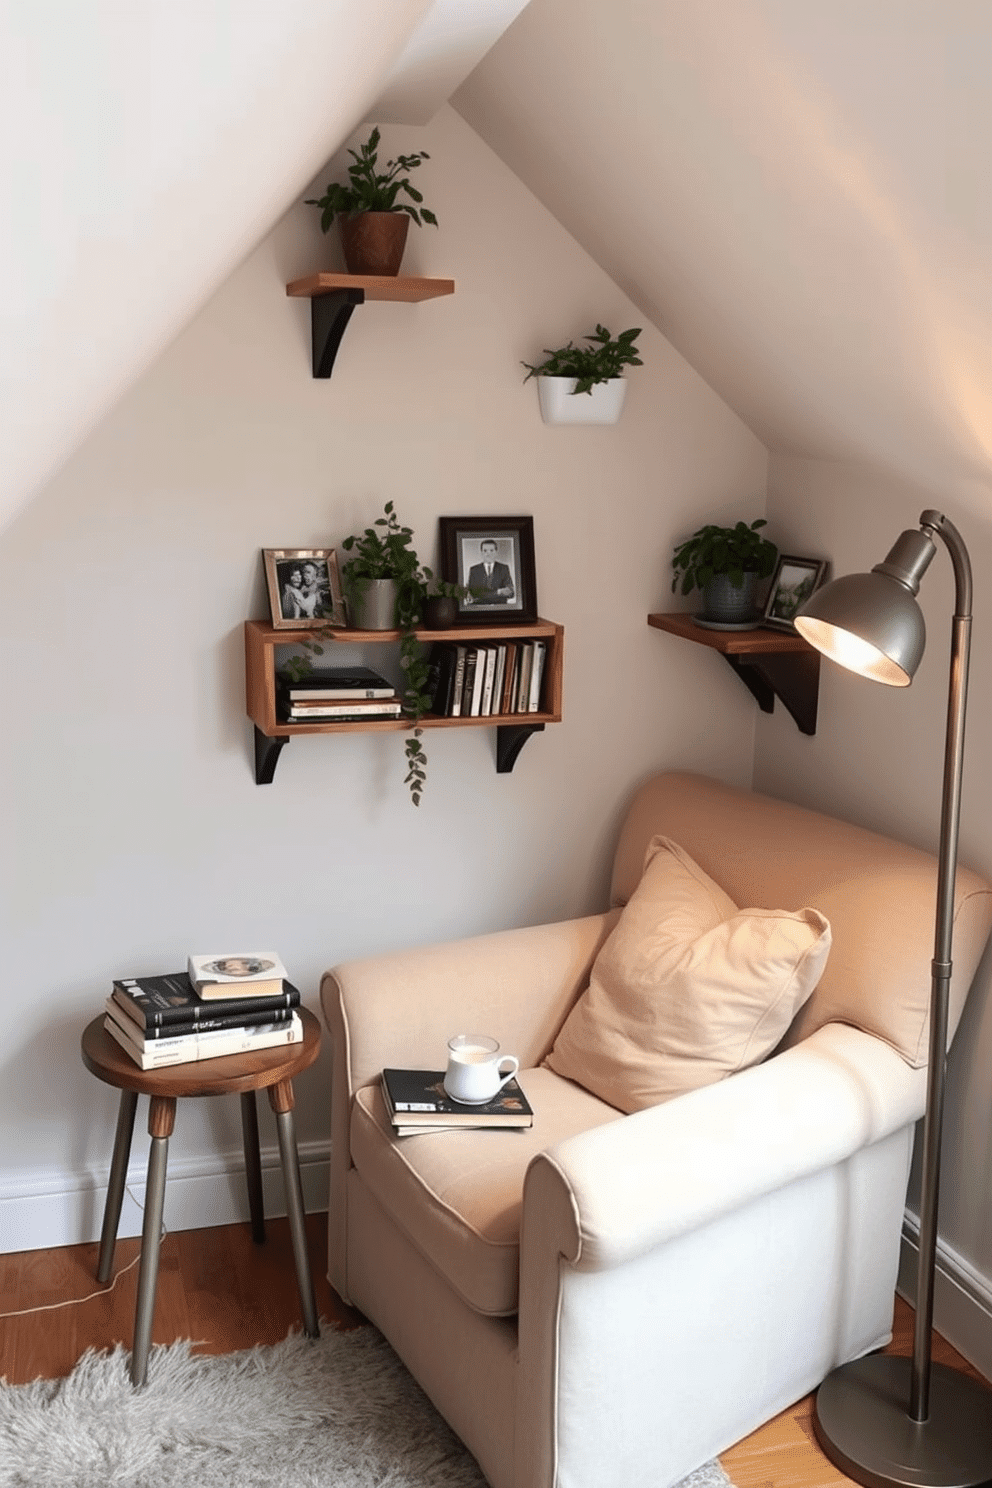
xmin=425 ymin=639 xmax=547 ymax=720
xmin=103 ymin=952 xmax=302 ymax=1069
xmin=381 ymin=1068 xmax=534 ymax=1136
xmin=276 ymin=665 xmax=402 ymax=724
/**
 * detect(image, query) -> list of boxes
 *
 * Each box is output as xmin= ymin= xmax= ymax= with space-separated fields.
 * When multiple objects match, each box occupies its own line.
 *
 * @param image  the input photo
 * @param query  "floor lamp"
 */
xmin=793 ymin=510 xmax=992 ymax=1488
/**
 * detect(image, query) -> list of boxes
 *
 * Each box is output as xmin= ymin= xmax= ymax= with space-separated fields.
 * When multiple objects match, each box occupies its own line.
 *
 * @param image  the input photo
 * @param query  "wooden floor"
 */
xmin=0 ymin=1216 xmax=987 ymax=1488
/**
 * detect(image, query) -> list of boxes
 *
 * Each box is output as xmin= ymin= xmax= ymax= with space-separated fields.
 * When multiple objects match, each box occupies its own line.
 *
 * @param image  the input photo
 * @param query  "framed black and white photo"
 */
xmin=263 ymin=548 xmax=346 ymax=630
xmin=439 ymin=516 xmax=538 ymax=625
xmin=763 ymin=555 xmax=828 ymax=632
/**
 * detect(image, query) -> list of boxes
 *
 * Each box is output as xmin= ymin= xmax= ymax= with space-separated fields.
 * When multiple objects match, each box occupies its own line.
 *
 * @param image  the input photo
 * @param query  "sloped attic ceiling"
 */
xmin=454 ymin=0 xmax=992 ymax=515
xmin=0 ymin=0 xmax=530 ymax=534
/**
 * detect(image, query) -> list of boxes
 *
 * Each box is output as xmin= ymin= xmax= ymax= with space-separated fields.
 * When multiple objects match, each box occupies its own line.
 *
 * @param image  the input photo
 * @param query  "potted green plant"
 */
xmin=522 ymin=324 xmax=642 ymax=424
xmin=305 ymin=126 xmax=438 ymax=277
xmin=340 ymin=503 xmax=453 ymax=805
xmin=671 ymin=518 xmax=778 ymax=626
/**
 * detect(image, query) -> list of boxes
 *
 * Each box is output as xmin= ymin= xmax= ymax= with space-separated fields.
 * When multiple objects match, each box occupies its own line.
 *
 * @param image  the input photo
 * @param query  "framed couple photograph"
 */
xmin=763 ymin=554 xmax=828 ymax=632
xmin=262 ymin=548 xmax=346 ymax=630
xmin=439 ymin=516 xmax=538 ymax=625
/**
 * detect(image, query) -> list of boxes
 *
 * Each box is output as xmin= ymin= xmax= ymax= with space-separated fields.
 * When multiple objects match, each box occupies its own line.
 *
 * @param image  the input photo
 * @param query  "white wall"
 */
xmin=758 ymin=453 xmax=992 ymax=1375
xmin=0 ymin=106 xmax=766 ymax=1251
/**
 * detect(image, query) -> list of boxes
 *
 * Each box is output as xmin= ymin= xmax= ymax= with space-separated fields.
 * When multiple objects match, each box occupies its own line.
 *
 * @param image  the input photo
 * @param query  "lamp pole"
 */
xmin=910 ymin=511 xmax=970 ymax=1424
xmin=798 ymin=510 xmax=992 ymax=1488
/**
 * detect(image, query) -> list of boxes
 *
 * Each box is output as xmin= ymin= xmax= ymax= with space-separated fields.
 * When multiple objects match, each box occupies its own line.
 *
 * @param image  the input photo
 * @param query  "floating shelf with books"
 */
xmin=244 ymin=618 xmax=564 ymax=784
xmin=647 ymin=611 xmax=820 ymax=735
xmin=285 ymin=273 xmax=455 ymax=378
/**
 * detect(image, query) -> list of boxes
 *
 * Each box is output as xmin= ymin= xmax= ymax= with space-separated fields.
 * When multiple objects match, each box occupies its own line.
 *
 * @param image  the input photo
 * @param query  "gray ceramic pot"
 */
xmin=701 ymin=571 xmax=760 ymax=624
xmin=350 ymin=578 xmax=398 ymax=630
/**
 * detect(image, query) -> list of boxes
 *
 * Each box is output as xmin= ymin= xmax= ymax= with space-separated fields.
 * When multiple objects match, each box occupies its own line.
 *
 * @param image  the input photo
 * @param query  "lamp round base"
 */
xmin=813 ymin=1355 xmax=992 ymax=1488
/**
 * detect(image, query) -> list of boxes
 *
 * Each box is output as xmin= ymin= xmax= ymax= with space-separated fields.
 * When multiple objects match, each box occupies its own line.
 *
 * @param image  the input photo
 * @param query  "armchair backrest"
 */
xmin=610 ymin=772 xmax=992 ymax=1067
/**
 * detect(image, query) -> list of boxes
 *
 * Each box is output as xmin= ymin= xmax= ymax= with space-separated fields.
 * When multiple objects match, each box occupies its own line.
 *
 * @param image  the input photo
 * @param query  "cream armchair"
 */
xmin=320 ymin=772 xmax=992 ymax=1488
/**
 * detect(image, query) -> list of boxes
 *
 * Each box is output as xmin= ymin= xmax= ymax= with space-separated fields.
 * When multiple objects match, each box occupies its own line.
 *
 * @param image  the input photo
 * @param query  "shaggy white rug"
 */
xmin=0 ymin=1324 xmax=733 ymax=1488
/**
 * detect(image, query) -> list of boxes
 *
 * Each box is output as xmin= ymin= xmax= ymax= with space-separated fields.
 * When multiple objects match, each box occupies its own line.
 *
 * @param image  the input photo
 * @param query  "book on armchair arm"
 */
xmin=111 ymin=971 xmax=301 ymax=1029
xmin=381 ymin=1069 xmax=533 ymax=1131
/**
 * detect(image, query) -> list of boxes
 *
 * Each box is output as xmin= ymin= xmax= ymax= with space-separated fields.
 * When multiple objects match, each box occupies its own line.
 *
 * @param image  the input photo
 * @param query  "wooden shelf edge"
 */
xmin=286 ymin=273 xmax=455 ymax=303
xmin=245 ymin=618 xmax=561 ymax=644
xmin=647 ymin=611 xmax=813 ymax=655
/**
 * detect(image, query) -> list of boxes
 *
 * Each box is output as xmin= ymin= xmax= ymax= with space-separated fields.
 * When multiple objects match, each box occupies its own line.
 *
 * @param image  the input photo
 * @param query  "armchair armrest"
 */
xmin=321 ymin=912 xmax=617 ymax=1096
xmin=527 ymin=1021 xmax=926 ymax=1271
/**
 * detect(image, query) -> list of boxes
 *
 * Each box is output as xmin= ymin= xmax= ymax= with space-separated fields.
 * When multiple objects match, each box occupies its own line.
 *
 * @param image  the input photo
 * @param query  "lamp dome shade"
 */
xmin=794 ymin=571 xmax=926 ymax=686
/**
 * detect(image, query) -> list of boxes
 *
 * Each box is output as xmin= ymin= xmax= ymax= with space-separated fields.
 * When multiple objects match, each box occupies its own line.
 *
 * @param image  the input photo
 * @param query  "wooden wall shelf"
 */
xmin=245 ymin=618 xmax=563 ymax=783
xmin=648 ymin=612 xmax=820 ymax=735
xmin=285 ymin=273 xmax=455 ymax=378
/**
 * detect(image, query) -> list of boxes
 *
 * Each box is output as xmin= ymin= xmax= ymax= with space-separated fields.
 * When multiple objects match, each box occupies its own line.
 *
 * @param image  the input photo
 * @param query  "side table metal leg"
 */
xmin=240 ymin=1091 xmax=266 ymax=1244
xmin=97 ymin=1089 xmax=138 ymax=1283
xmin=268 ymin=1079 xmax=318 ymax=1338
xmin=131 ymin=1095 xmax=176 ymax=1388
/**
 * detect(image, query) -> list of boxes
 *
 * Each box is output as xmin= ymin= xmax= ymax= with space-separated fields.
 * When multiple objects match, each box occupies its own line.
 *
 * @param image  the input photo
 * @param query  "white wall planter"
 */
xmin=536 ymin=376 xmax=628 ymax=425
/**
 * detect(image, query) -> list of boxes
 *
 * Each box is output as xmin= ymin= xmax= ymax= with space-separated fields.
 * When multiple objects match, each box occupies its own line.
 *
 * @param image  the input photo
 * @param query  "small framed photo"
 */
xmin=438 ymin=516 xmax=538 ymax=625
xmin=263 ymin=549 xmax=346 ymax=630
xmin=763 ymin=555 xmax=828 ymax=632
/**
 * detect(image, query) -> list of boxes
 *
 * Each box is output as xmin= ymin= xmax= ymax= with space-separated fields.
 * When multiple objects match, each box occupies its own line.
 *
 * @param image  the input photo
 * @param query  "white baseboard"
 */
xmin=899 ymin=1210 xmax=992 ymax=1382
xmin=0 ymin=1140 xmax=330 ymax=1255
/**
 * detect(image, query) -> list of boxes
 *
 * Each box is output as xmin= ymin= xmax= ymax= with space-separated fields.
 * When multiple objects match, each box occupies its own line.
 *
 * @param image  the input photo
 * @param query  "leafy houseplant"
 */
xmin=671 ymin=519 xmax=778 ymax=623
xmin=289 ymin=503 xmax=466 ymax=806
xmin=522 ymin=324 xmax=643 ymax=395
xmin=305 ymin=127 xmax=438 ymax=277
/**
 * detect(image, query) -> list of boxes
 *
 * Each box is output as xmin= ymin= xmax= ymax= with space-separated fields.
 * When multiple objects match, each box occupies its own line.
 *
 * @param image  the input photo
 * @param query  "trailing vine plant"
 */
xmin=281 ymin=502 xmax=461 ymax=807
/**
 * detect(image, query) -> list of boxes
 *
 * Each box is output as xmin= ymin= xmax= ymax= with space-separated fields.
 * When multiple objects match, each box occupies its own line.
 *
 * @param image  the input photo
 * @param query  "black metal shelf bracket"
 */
xmin=496 ymin=723 xmax=545 ymax=773
xmin=254 ymin=728 xmax=289 ymax=784
xmin=311 ymin=288 xmax=365 ymax=378
xmin=722 ymin=650 xmax=820 ymax=735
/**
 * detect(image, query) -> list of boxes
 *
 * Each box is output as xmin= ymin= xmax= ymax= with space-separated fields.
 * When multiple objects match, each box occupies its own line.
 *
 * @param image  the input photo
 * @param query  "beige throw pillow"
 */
xmin=545 ymin=836 xmax=831 ymax=1113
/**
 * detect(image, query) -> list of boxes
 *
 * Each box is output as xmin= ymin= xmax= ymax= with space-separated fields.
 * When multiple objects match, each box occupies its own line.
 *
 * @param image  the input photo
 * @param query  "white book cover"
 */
xmin=480 ymin=646 xmax=497 ymax=715
xmin=528 ymin=641 xmax=547 ymax=712
xmin=187 ymin=951 xmax=288 ymax=1000
xmin=104 ymin=1012 xmax=302 ymax=1069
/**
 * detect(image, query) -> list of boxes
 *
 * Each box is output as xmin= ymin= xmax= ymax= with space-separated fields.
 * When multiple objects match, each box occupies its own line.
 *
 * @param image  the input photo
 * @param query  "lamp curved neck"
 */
xmin=921 ymin=509 xmax=972 ymax=617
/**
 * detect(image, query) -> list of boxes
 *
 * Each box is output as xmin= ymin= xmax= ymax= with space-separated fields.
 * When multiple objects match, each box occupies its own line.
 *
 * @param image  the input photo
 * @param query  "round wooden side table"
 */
xmin=81 ymin=1006 xmax=322 ymax=1386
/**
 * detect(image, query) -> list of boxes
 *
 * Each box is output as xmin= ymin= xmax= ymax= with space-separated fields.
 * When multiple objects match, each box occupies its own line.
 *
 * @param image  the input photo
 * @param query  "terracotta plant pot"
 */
xmin=339 ymin=212 xmax=410 ymax=277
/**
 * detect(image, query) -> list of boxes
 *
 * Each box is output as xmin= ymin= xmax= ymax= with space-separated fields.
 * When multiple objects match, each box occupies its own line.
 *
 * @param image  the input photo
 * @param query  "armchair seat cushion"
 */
xmin=350 ymin=1067 xmax=622 ymax=1316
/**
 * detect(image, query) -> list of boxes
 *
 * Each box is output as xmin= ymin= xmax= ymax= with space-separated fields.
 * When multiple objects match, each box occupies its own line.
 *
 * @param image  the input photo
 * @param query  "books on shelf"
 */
xmin=423 ymin=638 xmax=549 ymax=720
xmin=381 ymin=1068 xmax=534 ymax=1133
xmin=187 ymin=952 xmax=288 ymax=1000
xmin=111 ymin=970 xmax=300 ymax=1030
xmin=278 ymin=665 xmax=396 ymax=701
xmin=282 ymin=698 xmax=404 ymax=722
xmin=103 ymin=1005 xmax=303 ymax=1069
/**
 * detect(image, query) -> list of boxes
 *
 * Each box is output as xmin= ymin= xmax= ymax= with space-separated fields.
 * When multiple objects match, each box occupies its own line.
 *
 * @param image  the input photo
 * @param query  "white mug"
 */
xmin=443 ymin=1034 xmax=520 ymax=1105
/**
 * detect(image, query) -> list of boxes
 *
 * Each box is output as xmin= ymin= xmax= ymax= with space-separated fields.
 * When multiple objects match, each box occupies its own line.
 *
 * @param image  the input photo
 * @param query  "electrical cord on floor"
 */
xmin=0 ymin=1185 xmax=165 ymax=1319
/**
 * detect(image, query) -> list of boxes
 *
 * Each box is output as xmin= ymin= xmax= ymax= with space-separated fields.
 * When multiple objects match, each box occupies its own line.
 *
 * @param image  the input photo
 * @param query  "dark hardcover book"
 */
xmin=111 ymin=971 xmax=301 ymax=1029
xmin=461 ymin=648 xmax=479 ymax=716
xmin=277 ymin=666 xmax=396 ymax=700
xmin=288 ymin=709 xmax=404 ymax=724
xmin=381 ymin=1068 xmax=533 ymax=1129
xmin=427 ymin=643 xmax=459 ymax=716
xmin=108 ymin=995 xmax=295 ymax=1040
